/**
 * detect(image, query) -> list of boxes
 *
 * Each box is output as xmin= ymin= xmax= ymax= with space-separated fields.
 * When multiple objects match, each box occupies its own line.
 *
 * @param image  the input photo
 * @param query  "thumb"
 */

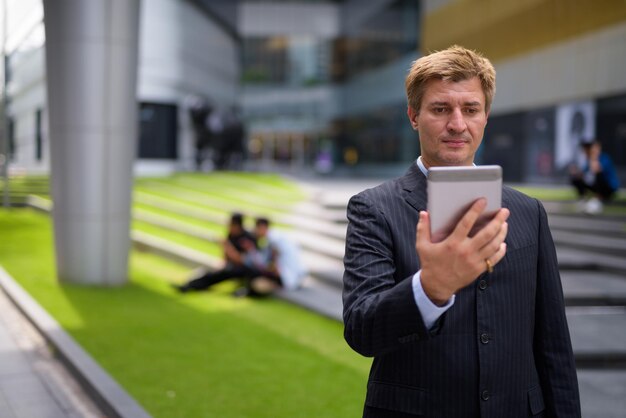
xmin=416 ymin=211 xmax=431 ymax=248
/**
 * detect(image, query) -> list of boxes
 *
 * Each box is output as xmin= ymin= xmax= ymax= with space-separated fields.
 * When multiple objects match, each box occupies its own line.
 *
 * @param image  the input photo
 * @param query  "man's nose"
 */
xmin=447 ymin=108 xmax=467 ymax=134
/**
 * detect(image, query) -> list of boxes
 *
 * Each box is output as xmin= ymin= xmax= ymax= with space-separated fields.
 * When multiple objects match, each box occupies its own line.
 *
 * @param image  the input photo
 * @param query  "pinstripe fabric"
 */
xmin=343 ymin=164 xmax=581 ymax=418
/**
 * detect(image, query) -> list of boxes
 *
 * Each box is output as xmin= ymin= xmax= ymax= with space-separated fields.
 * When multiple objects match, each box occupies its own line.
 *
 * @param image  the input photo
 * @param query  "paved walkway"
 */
xmin=0 ymin=288 xmax=102 ymax=418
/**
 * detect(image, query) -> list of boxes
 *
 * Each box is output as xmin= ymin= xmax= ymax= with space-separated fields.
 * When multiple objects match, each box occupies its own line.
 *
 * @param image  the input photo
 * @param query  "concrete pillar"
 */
xmin=43 ymin=0 xmax=141 ymax=285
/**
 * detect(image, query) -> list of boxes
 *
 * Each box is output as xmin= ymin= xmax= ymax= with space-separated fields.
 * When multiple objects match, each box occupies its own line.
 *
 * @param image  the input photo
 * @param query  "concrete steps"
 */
xmin=276 ymin=277 xmax=343 ymax=322
xmin=557 ymin=247 xmax=626 ymax=275
xmin=300 ymin=250 xmax=344 ymax=288
xmin=553 ymin=230 xmax=626 ymax=258
xmin=548 ymin=213 xmax=626 ymax=238
xmin=546 ymin=212 xmax=626 ymax=266
xmin=567 ymin=307 xmax=626 ymax=368
xmin=561 ymin=271 xmax=626 ymax=306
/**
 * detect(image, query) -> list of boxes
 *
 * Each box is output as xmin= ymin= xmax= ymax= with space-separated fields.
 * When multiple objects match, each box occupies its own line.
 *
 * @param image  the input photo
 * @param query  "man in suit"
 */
xmin=343 ymin=45 xmax=581 ymax=418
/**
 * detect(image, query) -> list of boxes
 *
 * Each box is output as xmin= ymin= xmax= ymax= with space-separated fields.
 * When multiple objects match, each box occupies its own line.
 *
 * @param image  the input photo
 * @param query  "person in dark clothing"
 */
xmin=223 ymin=212 xmax=256 ymax=267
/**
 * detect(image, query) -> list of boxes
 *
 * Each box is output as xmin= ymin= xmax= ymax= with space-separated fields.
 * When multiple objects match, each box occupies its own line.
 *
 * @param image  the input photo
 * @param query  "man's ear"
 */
xmin=407 ymin=106 xmax=419 ymax=130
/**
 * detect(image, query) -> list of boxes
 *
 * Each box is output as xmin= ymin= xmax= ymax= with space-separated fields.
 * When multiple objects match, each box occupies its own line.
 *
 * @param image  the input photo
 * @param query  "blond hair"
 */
xmin=405 ymin=45 xmax=496 ymax=113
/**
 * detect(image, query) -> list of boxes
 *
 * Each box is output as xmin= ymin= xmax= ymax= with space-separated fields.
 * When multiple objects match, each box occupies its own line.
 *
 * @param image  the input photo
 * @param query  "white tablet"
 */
xmin=427 ymin=165 xmax=502 ymax=242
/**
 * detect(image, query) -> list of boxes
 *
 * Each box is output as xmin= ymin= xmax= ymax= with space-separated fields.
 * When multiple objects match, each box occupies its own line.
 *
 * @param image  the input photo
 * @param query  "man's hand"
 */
xmin=416 ymin=199 xmax=509 ymax=305
xmin=223 ymin=239 xmax=243 ymax=265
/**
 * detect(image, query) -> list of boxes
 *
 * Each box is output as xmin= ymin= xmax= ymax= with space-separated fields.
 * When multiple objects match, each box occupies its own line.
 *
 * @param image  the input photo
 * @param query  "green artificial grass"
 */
xmin=0 ymin=208 xmax=370 ymax=418
xmin=512 ymin=186 xmax=626 ymax=216
xmin=510 ymin=186 xmax=579 ymax=201
xmin=134 ymin=203 xmax=225 ymax=233
xmin=134 ymin=184 xmax=287 ymax=218
xmin=132 ymin=220 xmax=223 ymax=257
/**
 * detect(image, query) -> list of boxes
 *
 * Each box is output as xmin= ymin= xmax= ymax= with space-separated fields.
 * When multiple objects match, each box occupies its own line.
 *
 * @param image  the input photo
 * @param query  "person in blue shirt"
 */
xmin=570 ymin=139 xmax=621 ymax=214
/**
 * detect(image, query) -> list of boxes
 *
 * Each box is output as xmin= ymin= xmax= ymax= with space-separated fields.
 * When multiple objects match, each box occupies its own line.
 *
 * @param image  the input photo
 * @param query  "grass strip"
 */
xmin=132 ymin=221 xmax=222 ymax=258
xmin=134 ymin=203 xmax=226 ymax=234
xmin=135 ymin=182 xmax=290 ymax=217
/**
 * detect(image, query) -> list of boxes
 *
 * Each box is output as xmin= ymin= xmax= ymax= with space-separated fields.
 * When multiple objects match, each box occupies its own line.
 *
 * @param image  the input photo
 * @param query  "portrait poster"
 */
xmin=555 ymin=101 xmax=595 ymax=169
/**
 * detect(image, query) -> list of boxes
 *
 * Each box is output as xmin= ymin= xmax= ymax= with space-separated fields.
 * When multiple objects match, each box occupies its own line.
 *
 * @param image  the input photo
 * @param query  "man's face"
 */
xmin=229 ymin=223 xmax=243 ymax=235
xmin=407 ymin=77 xmax=489 ymax=168
xmin=255 ymin=224 xmax=268 ymax=238
xmin=583 ymin=143 xmax=601 ymax=159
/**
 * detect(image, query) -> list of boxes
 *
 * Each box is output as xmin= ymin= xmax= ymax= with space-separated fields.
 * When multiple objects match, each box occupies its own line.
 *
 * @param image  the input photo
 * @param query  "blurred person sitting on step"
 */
xmin=569 ymin=139 xmax=620 ymax=214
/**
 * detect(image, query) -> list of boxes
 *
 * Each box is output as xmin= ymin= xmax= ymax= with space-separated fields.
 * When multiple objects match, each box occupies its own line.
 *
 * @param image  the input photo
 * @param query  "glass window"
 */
xmin=138 ymin=102 xmax=178 ymax=159
xmin=333 ymin=0 xmax=419 ymax=81
xmin=597 ymin=93 xmax=626 ymax=169
xmin=334 ymin=104 xmax=408 ymax=164
xmin=35 ymin=108 xmax=42 ymax=161
xmin=242 ymin=36 xmax=331 ymax=86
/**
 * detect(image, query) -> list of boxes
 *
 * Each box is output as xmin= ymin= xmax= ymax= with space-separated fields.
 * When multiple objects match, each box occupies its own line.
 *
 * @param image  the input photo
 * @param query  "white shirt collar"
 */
xmin=415 ymin=156 xmax=477 ymax=176
xmin=416 ymin=156 xmax=428 ymax=177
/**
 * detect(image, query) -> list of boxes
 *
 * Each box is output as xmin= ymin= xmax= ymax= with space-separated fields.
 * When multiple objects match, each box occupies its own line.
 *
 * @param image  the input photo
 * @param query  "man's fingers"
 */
xmin=450 ymin=198 xmax=487 ymax=239
xmin=416 ymin=211 xmax=431 ymax=248
xmin=479 ymin=221 xmax=508 ymax=259
xmin=472 ymin=208 xmax=510 ymax=248
xmin=485 ymin=242 xmax=507 ymax=272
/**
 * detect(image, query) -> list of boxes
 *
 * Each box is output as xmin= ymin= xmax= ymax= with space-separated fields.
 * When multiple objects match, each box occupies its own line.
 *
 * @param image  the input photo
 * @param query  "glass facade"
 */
xmin=479 ymin=112 xmax=527 ymax=182
xmin=333 ymin=0 xmax=419 ymax=82
xmin=334 ymin=104 xmax=417 ymax=165
xmin=242 ymin=36 xmax=332 ymax=86
xmin=240 ymin=0 xmax=421 ymax=172
xmin=242 ymin=0 xmax=419 ymax=86
xmin=597 ymin=93 xmax=626 ymax=170
xmin=138 ymin=103 xmax=178 ymax=159
xmin=479 ymin=91 xmax=626 ymax=184
xmin=6 ymin=0 xmax=621 ymax=181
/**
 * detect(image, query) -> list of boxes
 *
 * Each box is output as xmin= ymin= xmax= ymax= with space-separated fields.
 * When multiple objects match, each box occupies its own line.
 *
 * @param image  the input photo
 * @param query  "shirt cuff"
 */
xmin=412 ymin=270 xmax=455 ymax=330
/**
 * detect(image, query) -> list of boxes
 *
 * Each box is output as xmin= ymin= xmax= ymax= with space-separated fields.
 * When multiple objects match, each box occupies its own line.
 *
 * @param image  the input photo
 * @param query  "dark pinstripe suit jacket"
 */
xmin=343 ymin=163 xmax=581 ymax=418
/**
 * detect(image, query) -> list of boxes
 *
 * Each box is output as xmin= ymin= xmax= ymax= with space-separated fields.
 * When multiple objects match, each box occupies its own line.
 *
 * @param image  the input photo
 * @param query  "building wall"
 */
xmin=4 ymin=0 xmax=48 ymax=173
xmin=239 ymin=1 xmax=340 ymax=37
xmin=422 ymin=0 xmax=626 ymax=113
xmin=139 ymin=0 xmax=239 ymax=102
xmin=423 ymin=0 xmax=626 ymax=62
xmin=136 ymin=0 xmax=240 ymax=173
xmin=3 ymin=0 xmax=240 ymax=175
xmin=493 ymin=22 xmax=626 ymax=114
xmin=422 ymin=0 xmax=626 ymax=183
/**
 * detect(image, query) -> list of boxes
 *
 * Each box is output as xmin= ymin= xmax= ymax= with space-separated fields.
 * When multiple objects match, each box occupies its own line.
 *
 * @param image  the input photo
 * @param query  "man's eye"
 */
xmin=433 ymin=107 xmax=446 ymax=114
xmin=465 ymin=108 xmax=479 ymax=114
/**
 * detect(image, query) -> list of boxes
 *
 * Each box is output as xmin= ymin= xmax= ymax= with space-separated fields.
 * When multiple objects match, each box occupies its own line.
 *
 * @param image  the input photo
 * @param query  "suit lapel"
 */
xmin=501 ymin=187 xmax=528 ymax=250
xmin=401 ymin=163 xmax=427 ymax=212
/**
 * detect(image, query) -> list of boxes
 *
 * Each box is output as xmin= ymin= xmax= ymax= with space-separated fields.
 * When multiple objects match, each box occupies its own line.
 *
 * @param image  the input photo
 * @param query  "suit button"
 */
xmin=480 ymin=333 xmax=490 ymax=344
xmin=479 ymin=280 xmax=487 ymax=290
xmin=481 ymin=390 xmax=490 ymax=401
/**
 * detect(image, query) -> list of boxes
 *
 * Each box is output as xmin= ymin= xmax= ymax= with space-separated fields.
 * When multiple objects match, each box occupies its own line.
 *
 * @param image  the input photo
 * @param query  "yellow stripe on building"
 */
xmin=423 ymin=0 xmax=626 ymax=62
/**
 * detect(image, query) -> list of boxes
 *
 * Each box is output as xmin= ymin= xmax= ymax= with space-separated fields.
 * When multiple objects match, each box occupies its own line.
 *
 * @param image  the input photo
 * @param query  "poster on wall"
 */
xmin=555 ymin=101 xmax=595 ymax=170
